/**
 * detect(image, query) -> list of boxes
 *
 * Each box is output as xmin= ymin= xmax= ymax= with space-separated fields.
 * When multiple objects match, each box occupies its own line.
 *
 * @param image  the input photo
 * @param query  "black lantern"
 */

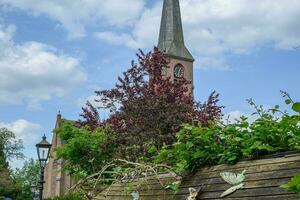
xmin=36 ymin=135 xmax=51 ymax=168
xmin=36 ymin=135 xmax=51 ymax=200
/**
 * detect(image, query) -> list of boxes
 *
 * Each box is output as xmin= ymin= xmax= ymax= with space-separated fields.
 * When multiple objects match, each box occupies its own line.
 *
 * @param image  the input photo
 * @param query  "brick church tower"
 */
xmin=158 ymin=0 xmax=194 ymax=93
xmin=43 ymin=113 xmax=73 ymax=198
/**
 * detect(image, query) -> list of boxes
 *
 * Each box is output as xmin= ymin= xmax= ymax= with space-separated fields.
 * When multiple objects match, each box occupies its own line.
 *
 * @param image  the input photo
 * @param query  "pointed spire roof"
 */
xmin=158 ymin=0 xmax=194 ymax=62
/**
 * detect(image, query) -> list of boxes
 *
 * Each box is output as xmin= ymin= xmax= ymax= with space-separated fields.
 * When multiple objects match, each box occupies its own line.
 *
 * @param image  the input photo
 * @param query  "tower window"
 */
xmin=174 ymin=64 xmax=184 ymax=81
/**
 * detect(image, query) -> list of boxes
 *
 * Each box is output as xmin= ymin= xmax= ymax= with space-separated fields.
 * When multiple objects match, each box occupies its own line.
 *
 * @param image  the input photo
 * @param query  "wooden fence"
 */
xmin=95 ymin=152 xmax=300 ymax=200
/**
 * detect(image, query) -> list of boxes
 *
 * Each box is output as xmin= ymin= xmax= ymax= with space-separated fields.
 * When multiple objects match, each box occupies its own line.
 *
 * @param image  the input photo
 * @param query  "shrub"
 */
xmin=156 ymin=95 xmax=300 ymax=174
xmin=56 ymin=121 xmax=117 ymax=177
xmin=45 ymin=193 xmax=83 ymax=200
xmin=281 ymin=173 xmax=300 ymax=196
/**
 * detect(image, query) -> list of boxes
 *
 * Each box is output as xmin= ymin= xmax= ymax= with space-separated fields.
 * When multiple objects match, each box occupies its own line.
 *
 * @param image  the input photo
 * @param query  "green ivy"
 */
xmin=156 ymin=95 xmax=300 ymax=174
xmin=45 ymin=193 xmax=83 ymax=200
xmin=55 ymin=120 xmax=118 ymax=178
xmin=281 ymin=173 xmax=300 ymax=196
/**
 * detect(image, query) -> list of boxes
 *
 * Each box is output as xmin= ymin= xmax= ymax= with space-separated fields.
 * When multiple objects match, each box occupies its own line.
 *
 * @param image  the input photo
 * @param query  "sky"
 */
xmin=0 ymin=0 xmax=299 ymax=168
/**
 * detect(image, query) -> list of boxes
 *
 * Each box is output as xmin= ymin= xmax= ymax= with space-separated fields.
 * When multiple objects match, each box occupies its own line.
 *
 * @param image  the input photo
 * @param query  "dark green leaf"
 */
xmin=292 ymin=102 xmax=300 ymax=113
xmin=285 ymin=99 xmax=292 ymax=105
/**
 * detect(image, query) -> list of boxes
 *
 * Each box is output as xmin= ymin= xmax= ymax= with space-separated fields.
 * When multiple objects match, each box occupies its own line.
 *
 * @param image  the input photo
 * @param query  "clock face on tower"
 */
xmin=174 ymin=64 xmax=184 ymax=80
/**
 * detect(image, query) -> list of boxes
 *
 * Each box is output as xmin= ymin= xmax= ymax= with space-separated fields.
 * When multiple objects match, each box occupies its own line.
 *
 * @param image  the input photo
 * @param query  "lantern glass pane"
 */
xmin=38 ymin=147 xmax=49 ymax=161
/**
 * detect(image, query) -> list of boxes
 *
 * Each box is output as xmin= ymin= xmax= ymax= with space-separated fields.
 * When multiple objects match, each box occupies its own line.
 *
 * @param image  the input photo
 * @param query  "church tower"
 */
xmin=158 ymin=0 xmax=194 ymax=93
xmin=43 ymin=113 xmax=73 ymax=198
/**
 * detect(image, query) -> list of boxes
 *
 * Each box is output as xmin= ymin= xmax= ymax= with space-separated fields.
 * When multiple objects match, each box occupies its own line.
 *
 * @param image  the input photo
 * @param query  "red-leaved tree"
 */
xmin=79 ymin=48 xmax=223 ymax=160
xmin=76 ymin=101 xmax=101 ymax=131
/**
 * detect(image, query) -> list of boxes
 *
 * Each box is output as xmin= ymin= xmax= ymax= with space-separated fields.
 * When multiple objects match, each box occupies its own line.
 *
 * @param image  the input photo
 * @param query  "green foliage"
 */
xmin=292 ymin=103 xmax=300 ymax=113
xmin=45 ymin=192 xmax=83 ymax=200
xmin=13 ymin=159 xmax=40 ymax=200
xmin=282 ymin=90 xmax=300 ymax=114
xmin=0 ymin=165 xmax=14 ymax=197
xmin=0 ymin=128 xmax=24 ymax=198
xmin=55 ymin=120 xmax=117 ymax=177
xmin=0 ymin=128 xmax=24 ymax=165
xmin=281 ymin=173 xmax=300 ymax=196
xmin=156 ymin=95 xmax=300 ymax=174
xmin=156 ymin=124 xmax=224 ymax=173
xmin=166 ymin=181 xmax=181 ymax=194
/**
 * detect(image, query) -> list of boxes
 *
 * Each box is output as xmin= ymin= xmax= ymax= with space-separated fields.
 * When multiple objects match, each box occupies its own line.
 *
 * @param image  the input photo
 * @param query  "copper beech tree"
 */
xmin=78 ymin=48 xmax=223 ymax=160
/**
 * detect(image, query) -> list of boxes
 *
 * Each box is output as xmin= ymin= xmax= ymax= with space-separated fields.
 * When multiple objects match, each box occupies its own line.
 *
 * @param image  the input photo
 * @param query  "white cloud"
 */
xmin=0 ymin=119 xmax=43 ymax=168
xmin=0 ymin=24 xmax=87 ymax=109
xmin=225 ymin=110 xmax=245 ymax=123
xmin=224 ymin=109 xmax=262 ymax=124
xmin=0 ymin=0 xmax=145 ymax=39
xmin=0 ymin=119 xmax=41 ymax=144
xmin=95 ymin=2 xmax=162 ymax=49
xmin=2 ymin=0 xmax=300 ymax=69
xmin=95 ymin=0 xmax=300 ymax=69
xmin=95 ymin=32 xmax=132 ymax=46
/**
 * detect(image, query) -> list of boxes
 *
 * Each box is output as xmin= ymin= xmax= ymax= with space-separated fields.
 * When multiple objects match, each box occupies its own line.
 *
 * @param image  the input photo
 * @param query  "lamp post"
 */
xmin=36 ymin=135 xmax=52 ymax=200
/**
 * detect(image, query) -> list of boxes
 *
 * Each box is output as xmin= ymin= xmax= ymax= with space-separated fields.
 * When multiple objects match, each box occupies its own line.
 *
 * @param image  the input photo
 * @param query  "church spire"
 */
xmin=158 ymin=0 xmax=194 ymax=62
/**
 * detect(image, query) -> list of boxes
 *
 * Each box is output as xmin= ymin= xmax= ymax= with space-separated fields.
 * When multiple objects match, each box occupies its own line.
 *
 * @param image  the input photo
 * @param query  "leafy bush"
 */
xmin=0 ymin=128 xmax=24 ymax=165
xmin=56 ymin=121 xmax=117 ymax=177
xmin=13 ymin=159 xmax=40 ymax=200
xmin=45 ymin=193 xmax=83 ymax=200
xmin=281 ymin=173 xmax=300 ymax=196
xmin=0 ymin=128 xmax=25 ymax=199
xmin=156 ymin=95 xmax=300 ymax=173
xmin=156 ymin=124 xmax=224 ymax=173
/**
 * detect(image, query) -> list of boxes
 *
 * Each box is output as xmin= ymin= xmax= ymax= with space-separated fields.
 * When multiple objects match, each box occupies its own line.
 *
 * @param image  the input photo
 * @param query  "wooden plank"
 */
xmin=175 ymin=194 xmax=299 ymax=200
xmin=95 ymin=194 xmax=175 ymax=200
xmin=100 ymin=189 xmax=174 ymax=196
xmin=183 ymin=160 xmax=300 ymax=181
xmin=198 ymin=154 xmax=300 ymax=173
xmin=183 ymin=168 xmax=300 ymax=186
xmin=177 ymin=177 xmax=292 ymax=194
xmin=112 ymin=177 xmax=178 ymax=187
xmin=197 ymin=187 xmax=295 ymax=199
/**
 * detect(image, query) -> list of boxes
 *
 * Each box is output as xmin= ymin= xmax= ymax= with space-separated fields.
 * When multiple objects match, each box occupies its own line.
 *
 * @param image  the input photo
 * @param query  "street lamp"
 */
xmin=36 ymin=135 xmax=52 ymax=200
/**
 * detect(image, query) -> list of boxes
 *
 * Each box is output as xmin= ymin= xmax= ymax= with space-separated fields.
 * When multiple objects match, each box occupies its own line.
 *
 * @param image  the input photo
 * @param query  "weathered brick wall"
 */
xmin=95 ymin=152 xmax=300 ymax=200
